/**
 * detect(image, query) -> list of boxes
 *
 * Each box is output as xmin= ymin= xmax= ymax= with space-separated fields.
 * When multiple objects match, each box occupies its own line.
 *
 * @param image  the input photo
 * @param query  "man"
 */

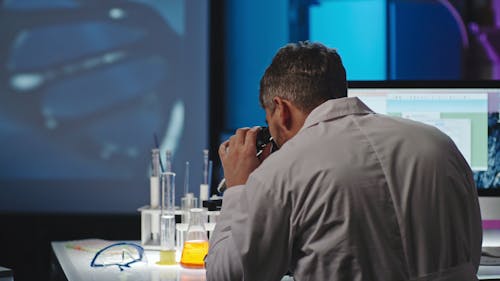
xmin=205 ymin=42 xmax=482 ymax=281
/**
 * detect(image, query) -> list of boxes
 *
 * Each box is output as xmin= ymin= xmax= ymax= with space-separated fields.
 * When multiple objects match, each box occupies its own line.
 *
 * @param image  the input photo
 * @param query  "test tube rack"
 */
xmin=138 ymin=206 xmax=162 ymax=250
xmin=138 ymin=205 xmax=219 ymax=251
xmin=138 ymin=206 xmax=187 ymax=250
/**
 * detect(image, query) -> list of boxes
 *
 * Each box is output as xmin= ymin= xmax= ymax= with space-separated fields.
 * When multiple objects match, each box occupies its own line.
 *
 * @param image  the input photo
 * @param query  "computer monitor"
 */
xmin=348 ymin=81 xmax=500 ymax=221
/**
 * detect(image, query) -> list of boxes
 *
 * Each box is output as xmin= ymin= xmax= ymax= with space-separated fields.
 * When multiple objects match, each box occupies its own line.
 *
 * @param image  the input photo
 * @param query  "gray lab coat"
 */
xmin=206 ymin=97 xmax=482 ymax=281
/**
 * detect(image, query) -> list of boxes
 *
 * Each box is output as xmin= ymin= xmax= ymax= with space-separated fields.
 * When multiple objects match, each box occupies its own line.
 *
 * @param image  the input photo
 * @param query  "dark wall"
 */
xmin=0 ymin=214 xmax=140 ymax=281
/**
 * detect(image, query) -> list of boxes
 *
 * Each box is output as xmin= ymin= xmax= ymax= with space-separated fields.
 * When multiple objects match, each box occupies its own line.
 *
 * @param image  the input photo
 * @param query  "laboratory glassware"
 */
xmin=180 ymin=208 xmax=209 ymax=268
xmin=157 ymin=172 xmax=176 ymax=265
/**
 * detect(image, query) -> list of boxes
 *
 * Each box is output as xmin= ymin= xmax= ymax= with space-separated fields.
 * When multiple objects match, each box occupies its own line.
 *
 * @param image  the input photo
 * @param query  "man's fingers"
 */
xmin=220 ymin=127 xmax=262 ymax=160
xmin=217 ymin=127 xmax=265 ymax=188
xmin=235 ymin=127 xmax=250 ymax=145
xmin=218 ymin=140 xmax=230 ymax=158
xmin=244 ymin=126 xmax=260 ymax=147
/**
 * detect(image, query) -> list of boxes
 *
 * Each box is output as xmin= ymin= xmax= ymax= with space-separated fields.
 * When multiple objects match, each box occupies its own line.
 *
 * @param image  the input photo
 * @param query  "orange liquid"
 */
xmin=180 ymin=240 xmax=209 ymax=268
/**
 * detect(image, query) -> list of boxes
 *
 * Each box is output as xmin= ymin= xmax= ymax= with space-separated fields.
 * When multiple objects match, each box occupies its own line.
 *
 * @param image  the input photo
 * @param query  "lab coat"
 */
xmin=206 ymin=97 xmax=482 ymax=281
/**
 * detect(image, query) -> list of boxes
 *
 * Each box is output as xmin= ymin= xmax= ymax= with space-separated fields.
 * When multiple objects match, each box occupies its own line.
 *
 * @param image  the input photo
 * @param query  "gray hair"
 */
xmin=259 ymin=41 xmax=347 ymax=113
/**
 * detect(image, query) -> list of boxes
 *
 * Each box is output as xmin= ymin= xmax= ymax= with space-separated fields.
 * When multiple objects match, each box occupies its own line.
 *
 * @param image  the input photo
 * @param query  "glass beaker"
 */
xmin=180 ymin=208 xmax=209 ymax=268
xmin=157 ymin=172 xmax=176 ymax=265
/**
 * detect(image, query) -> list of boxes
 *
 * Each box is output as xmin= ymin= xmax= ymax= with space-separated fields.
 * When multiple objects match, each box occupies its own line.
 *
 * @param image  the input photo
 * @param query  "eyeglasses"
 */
xmin=90 ymin=242 xmax=145 ymax=271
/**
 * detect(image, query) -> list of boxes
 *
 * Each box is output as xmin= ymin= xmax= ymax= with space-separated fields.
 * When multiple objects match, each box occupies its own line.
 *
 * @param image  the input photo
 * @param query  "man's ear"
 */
xmin=273 ymin=97 xmax=292 ymax=131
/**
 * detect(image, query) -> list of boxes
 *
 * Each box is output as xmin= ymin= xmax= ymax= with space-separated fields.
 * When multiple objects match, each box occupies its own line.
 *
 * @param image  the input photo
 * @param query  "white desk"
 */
xmin=52 ymin=233 xmax=500 ymax=281
xmin=51 ymin=240 xmax=206 ymax=281
xmin=0 ymin=266 xmax=13 ymax=281
xmin=478 ymin=229 xmax=500 ymax=280
xmin=51 ymin=240 xmax=293 ymax=281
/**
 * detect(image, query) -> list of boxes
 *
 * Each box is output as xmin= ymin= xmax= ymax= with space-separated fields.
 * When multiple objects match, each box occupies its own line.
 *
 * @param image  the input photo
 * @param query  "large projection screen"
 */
xmin=0 ymin=0 xmax=209 ymax=213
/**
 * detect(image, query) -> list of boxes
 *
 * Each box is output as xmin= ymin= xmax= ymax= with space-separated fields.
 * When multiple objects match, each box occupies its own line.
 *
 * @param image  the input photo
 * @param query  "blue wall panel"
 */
xmin=225 ymin=0 xmax=289 ymax=130
xmin=389 ymin=1 xmax=464 ymax=80
xmin=310 ymin=0 xmax=387 ymax=80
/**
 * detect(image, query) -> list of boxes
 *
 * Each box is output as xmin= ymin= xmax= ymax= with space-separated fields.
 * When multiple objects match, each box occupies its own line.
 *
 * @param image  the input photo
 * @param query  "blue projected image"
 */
xmin=0 ymin=0 xmax=209 ymax=213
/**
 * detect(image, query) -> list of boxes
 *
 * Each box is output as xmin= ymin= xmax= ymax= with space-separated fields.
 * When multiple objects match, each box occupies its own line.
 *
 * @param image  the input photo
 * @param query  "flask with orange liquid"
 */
xmin=180 ymin=208 xmax=209 ymax=268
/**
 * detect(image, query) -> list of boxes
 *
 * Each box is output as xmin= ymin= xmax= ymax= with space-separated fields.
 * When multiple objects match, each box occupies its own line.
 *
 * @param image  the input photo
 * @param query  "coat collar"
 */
xmin=301 ymin=97 xmax=374 ymax=131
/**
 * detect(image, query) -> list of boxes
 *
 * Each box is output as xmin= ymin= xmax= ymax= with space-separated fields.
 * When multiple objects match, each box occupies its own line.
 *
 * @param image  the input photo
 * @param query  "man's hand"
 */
xmin=218 ymin=127 xmax=265 ymax=188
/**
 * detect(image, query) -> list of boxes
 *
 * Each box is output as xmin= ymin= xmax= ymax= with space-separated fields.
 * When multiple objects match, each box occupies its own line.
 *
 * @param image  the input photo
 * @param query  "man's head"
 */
xmin=259 ymin=41 xmax=347 ymax=147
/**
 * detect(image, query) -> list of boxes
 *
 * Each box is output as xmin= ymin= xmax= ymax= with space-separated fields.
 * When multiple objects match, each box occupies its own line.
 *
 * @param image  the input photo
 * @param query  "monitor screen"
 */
xmin=348 ymin=82 xmax=500 ymax=196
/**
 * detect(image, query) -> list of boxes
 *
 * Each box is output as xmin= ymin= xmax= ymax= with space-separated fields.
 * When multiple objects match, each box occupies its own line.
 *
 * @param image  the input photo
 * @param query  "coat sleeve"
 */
xmin=205 ymin=185 xmax=245 ymax=281
xmin=205 ymin=176 xmax=292 ymax=281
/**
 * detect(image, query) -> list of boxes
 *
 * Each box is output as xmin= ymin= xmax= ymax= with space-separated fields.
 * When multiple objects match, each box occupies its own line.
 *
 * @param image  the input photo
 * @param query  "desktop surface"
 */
xmin=51 ymin=240 xmax=294 ymax=281
xmin=51 ymin=232 xmax=500 ymax=281
xmin=51 ymin=240 xmax=206 ymax=281
xmin=0 ymin=266 xmax=13 ymax=281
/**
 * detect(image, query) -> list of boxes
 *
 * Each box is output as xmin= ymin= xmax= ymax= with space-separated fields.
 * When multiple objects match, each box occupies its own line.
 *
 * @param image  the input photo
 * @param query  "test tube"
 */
xmin=150 ymin=148 xmax=161 ymax=208
xmin=165 ymin=150 xmax=173 ymax=172
xmin=158 ymin=172 xmax=176 ymax=265
xmin=181 ymin=160 xmax=196 ymax=220
xmin=208 ymin=160 xmax=213 ymax=191
xmin=203 ymin=149 xmax=209 ymax=185
xmin=150 ymin=148 xmax=161 ymax=243
xmin=184 ymin=161 xmax=190 ymax=196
